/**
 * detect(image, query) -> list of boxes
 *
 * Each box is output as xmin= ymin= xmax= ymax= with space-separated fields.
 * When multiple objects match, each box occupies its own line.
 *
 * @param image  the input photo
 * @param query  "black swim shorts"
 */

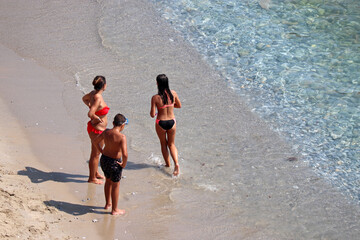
xmin=100 ymin=154 xmax=123 ymax=182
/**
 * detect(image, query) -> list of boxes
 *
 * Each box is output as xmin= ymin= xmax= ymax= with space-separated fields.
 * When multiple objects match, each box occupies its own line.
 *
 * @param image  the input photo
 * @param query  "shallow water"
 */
xmin=150 ymin=0 xmax=360 ymax=202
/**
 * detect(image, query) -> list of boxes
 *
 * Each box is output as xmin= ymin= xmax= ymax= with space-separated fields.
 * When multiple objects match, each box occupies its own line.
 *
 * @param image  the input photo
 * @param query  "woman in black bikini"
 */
xmin=150 ymin=74 xmax=182 ymax=176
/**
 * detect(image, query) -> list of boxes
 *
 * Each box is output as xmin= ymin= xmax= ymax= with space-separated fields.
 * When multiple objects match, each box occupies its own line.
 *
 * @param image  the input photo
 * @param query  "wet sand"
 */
xmin=0 ymin=43 xmax=189 ymax=240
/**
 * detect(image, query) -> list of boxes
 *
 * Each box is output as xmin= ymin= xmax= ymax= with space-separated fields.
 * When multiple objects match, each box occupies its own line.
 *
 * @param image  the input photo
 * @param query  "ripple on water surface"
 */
xmin=151 ymin=0 xmax=360 ymax=202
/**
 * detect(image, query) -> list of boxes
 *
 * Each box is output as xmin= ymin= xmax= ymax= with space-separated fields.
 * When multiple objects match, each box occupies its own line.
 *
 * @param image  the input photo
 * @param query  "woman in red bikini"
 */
xmin=150 ymin=74 xmax=182 ymax=176
xmin=82 ymin=76 xmax=109 ymax=184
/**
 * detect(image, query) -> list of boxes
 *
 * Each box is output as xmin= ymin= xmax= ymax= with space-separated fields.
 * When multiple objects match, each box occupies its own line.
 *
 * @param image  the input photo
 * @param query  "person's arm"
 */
xmin=119 ymin=135 xmax=128 ymax=168
xmin=150 ymin=96 xmax=157 ymax=118
xmin=93 ymin=131 xmax=105 ymax=153
xmin=173 ymin=91 xmax=182 ymax=108
xmin=82 ymin=92 xmax=91 ymax=107
xmin=88 ymin=95 xmax=103 ymax=123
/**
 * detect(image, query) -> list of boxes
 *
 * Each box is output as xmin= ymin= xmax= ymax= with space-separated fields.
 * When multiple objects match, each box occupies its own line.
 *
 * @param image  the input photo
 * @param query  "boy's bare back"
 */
xmin=102 ymin=128 xmax=127 ymax=160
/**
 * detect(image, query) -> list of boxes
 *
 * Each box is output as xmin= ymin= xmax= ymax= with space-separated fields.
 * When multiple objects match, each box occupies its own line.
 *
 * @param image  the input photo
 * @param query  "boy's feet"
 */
xmin=111 ymin=209 xmax=126 ymax=215
xmin=104 ymin=204 xmax=112 ymax=210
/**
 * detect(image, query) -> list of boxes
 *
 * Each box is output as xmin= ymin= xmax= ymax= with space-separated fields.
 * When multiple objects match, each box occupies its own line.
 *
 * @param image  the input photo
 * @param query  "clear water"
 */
xmin=149 ymin=0 xmax=360 ymax=201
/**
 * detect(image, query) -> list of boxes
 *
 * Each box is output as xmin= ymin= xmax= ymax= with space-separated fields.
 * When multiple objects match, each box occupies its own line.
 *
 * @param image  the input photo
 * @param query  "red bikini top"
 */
xmin=95 ymin=106 xmax=110 ymax=116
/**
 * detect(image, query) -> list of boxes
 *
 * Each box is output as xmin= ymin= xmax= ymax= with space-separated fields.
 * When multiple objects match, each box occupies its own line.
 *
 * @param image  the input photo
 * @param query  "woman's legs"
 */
xmin=88 ymin=132 xmax=105 ymax=184
xmin=155 ymin=123 xmax=179 ymax=176
xmin=167 ymin=125 xmax=179 ymax=176
xmin=156 ymin=124 xmax=171 ymax=167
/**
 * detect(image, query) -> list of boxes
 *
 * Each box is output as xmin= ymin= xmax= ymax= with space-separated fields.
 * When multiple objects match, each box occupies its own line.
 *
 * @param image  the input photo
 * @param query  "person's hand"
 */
xmin=118 ymin=162 xmax=125 ymax=168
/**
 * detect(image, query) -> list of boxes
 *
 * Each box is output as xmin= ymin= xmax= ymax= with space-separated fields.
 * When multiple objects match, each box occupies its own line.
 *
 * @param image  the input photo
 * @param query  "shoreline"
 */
xmin=1 ymin=0 xmax=360 ymax=239
xmin=1 ymin=38 xmax=360 ymax=239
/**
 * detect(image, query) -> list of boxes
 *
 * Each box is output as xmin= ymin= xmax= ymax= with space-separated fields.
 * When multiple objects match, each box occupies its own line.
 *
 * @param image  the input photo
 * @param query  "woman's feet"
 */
xmin=88 ymin=172 xmax=105 ymax=184
xmin=96 ymin=172 xmax=105 ymax=179
xmin=164 ymin=162 xmax=180 ymax=176
xmin=173 ymin=164 xmax=180 ymax=176
xmin=88 ymin=178 xmax=103 ymax=184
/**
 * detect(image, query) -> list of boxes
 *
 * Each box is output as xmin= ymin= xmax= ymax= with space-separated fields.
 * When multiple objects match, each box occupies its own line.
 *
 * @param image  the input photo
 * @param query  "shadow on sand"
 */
xmin=125 ymin=161 xmax=156 ymax=170
xmin=18 ymin=166 xmax=88 ymax=183
xmin=125 ymin=161 xmax=173 ymax=177
xmin=44 ymin=200 xmax=106 ymax=215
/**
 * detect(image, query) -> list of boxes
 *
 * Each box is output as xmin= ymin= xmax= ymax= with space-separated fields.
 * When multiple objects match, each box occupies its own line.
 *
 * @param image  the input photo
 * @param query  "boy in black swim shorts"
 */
xmin=94 ymin=113 xmax=128 ymax=215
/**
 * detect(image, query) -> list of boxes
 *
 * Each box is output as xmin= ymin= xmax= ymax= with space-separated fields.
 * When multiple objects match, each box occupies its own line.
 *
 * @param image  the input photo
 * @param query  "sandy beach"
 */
xmin=0 ymin=97 xmax=71 ymax=239
xmin=0 ymin=46 xmax=62 ymax=239
xmin=0 ymin=44 xmax=106 ymax=239
xmin=1 ymin=0 xmax=360 ymax=239
xmin=0 ymin=43 xmax=192 ymax=239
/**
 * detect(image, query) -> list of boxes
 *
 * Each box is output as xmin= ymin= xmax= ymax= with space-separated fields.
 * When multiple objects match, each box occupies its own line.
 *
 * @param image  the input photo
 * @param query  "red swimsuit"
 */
xmin=87 ymin=106 xmax=110 ymax=134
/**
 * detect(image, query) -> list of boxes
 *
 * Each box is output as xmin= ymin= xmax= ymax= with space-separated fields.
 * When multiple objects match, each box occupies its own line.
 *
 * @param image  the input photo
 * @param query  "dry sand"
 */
xmin=0 ymin=98 xmax=72 ymax=239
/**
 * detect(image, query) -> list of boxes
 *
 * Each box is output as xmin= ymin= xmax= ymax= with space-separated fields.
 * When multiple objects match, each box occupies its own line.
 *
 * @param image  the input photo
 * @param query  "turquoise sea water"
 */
xmin=150 ymin=0 xmax=360 ymax=201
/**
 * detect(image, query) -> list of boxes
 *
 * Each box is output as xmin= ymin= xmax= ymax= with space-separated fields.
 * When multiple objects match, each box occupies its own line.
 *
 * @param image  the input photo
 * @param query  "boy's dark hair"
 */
xmin=113 ymin=113 xmax=126 ymax=126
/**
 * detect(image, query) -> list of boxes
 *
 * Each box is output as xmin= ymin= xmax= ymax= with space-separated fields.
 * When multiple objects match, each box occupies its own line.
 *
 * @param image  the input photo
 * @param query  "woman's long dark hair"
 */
xmin=156 ymin=74 xmax=174 ymax=105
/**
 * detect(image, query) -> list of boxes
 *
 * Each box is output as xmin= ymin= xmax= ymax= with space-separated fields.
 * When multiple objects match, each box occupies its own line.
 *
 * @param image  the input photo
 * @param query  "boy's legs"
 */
xmin=104 ymin=178 xmax=112 ymax=209
xmin=111 ymin=181 xmax=125 ymax=215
